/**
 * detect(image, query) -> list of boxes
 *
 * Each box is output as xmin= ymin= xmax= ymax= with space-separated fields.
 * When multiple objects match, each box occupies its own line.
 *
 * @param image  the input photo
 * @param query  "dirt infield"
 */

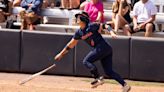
xmin=0 ymin=72 xmax=164 ymax=92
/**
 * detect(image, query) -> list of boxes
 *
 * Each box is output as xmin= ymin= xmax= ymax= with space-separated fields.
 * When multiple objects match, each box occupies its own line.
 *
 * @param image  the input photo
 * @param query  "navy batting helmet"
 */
xmin=75 ymin=11 xmax=90 ymax=24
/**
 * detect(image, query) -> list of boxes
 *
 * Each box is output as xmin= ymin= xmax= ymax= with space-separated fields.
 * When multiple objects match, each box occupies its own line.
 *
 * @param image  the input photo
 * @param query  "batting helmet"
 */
xmin=75 ymin=11 xmax=90 ymax=24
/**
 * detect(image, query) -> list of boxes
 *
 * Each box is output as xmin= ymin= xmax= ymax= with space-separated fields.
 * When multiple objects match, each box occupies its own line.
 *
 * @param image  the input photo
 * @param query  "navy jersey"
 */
xmin=73 ymin=23 xmax=107 ymax=47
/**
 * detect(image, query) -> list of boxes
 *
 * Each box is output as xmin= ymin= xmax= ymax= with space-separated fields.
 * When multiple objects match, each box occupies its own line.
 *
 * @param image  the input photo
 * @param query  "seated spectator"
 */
xmin=55 ymin=0 xmax=61 ymax=7
xmin=80 ymin=0 xmax=86 ymax=4
xmin=41 ymin=0 xmax=49 ymax=8
xmin=60 ymin=0 xmax=80 ymax=10
xmin=20 ymin=0 xmax=43 ymax=31
xmin=41 ymin=0 xmax=61 ymax=8
xmin=13 ymin=0 xmax=21 ymax=7
xmin=50 ymin=2 xmax=55 ymax=8
xmin=108 ymin=0 xmax=132 ymax=34
xmin=131 ymin=0 xmax=139 ymax=9
xmin=80 ymin=0 xmax=104 ymax=23
xmin=60 ymin=0 xmax=67 ymax=9
xmin=123 ymin=0 xmax=157 ymax=37
xmin=70 ymin=0 xmax=80 ymax=9
xmin=0 ymin=0 xmax=11 ymax=23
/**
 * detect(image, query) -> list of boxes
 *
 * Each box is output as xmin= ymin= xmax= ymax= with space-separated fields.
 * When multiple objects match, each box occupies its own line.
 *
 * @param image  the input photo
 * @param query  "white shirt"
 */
xmin=133 ymin=0 xmax=157 ymax=23
xmin=150 ymin=0 xmax=155 ymax=3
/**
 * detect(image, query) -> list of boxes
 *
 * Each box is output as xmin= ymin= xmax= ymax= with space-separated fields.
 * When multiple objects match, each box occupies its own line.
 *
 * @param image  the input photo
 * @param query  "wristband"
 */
xmin=65 ymin=46 xmax=71 ymax=51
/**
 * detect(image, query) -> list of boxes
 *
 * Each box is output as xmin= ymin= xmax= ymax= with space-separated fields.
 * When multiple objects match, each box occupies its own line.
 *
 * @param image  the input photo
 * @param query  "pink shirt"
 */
xmin=83 ymin=1 xmax=104 ymax=23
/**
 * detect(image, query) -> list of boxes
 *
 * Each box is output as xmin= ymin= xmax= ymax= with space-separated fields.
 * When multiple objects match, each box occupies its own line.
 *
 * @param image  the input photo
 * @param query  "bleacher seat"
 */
xmin=11 ymin=6 xmax=164 ymax=35
xmin=36 ymin=24 xmax=79 ymax=32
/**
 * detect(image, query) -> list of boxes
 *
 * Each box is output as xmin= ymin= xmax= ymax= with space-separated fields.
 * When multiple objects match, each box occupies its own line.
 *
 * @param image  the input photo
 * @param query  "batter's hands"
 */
xmin=54 ymin=53 xmax=63 ymax=61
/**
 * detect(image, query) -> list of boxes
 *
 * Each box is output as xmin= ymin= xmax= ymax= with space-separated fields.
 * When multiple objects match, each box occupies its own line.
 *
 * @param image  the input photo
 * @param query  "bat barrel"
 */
xmin=19 ymin=64 xmax=56 ymax=85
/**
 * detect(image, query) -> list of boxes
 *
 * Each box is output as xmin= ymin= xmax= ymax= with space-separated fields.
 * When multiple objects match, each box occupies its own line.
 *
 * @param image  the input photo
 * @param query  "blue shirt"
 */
xmin=21 ymin=0 xmax=43 ymax=14
xmin=73 ymin=23 xmax=106 ymax=47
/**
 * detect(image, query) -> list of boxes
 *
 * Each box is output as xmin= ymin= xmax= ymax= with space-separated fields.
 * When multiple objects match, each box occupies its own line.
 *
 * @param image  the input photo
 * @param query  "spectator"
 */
xmin=80 ymin=0 xmax=104 ymax=23
xmin=41 ymin=0 xmax=49 ymax=8
xmin=0 ymin=0 xmax=11 ymax=23
xmin=20 ymin=0 xmax=43 ymax=31
xmin=60 ymin=0 xmax=68 ymax=9
xmin=123 ymin=0 xmax=157 ymax=37
xmin=70 ymin=0 xmax=80 ymax=9
xmin=80 ymin=0 xmax=86 ymax=4
xmin=50 ymin=2 xmax=55 ymax=8
xmin=108 ymin=0 xmax=132 ymax=34
xmin=55 ymin=0 xmax=61 ymax=7
xmin=60 ymin=0 xmax=80 ymax=10
xmin=13 ymin=0 xmax=21 ymax=6
xmin=131 ymin=0 xmax=139 ymax=9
